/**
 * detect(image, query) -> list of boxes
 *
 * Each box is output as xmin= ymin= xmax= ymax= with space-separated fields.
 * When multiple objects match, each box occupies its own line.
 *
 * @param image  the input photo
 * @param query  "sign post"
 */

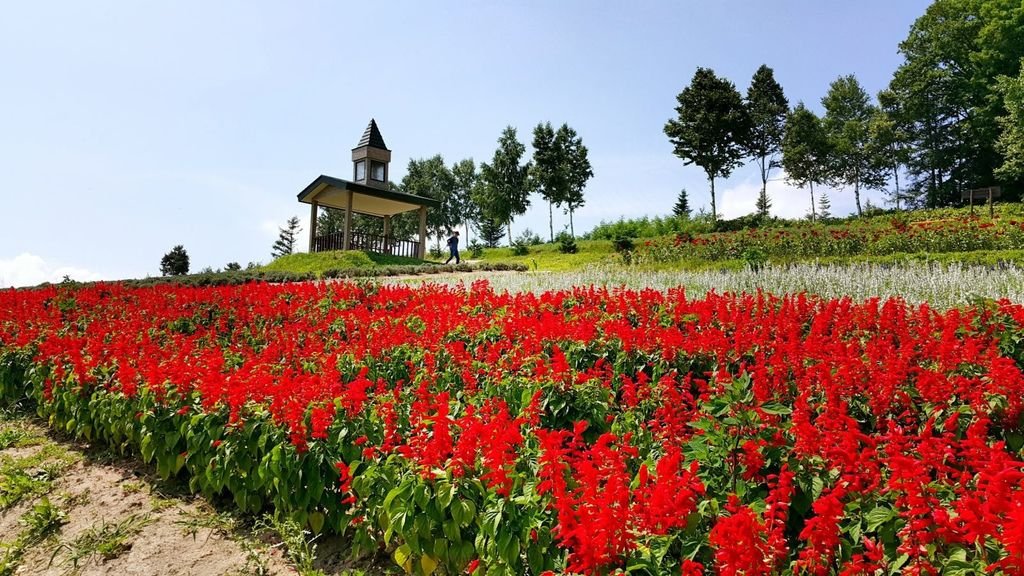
xmin=961 ymin=186 xmax=1002 ymax=218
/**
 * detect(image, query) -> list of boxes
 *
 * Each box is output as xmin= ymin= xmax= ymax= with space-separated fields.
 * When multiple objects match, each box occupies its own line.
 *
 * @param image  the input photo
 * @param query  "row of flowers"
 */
xmin=631 ymin=216 xmax=1024 ymax=264
xmin=2 ymin=281 xmax=1024 ymax=574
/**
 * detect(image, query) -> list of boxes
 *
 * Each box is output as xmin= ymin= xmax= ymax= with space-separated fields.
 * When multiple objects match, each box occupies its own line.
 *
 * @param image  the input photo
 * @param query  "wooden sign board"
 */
xmin=961 ymin=186 xmax=1002 ymax=201
xmin=962 ymin=186 xmax=1001 ymax=217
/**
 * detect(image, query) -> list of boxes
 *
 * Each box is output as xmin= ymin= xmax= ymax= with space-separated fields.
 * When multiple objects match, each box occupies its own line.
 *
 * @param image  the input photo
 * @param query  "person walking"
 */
xmin=445 ymin=231 xmax=460 ymax=264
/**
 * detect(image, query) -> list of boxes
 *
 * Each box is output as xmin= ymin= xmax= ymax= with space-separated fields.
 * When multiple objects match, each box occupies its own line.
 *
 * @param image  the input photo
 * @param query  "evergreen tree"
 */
xmin=817 ymin=192 xmax=832 ymax=220
xmin=744 ymin=64 xmax=788 ymax=217
xmin=477 ymin=126 xmax=531 ymax=246
xmin=160 ymin=245 xmax=190 ymax=276
xmin=271 ymin=216 xmax=301 ymax=258
xmin=477 ymin=217 xmax=506 ymax=248
xmin=673 ymin=188 xmax=691 ymax=217
xmin=665 ymin=68 xmax=750 ymax=221
xmin=782 ymin=103 xmax=832 ymax=222
xmin=225 ymin=262 xmax=242 ymax=271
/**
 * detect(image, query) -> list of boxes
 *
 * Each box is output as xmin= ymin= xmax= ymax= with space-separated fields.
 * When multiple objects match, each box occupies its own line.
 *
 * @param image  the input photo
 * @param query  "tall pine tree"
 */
xmin=673 ymin=188 xmax=691 ymax=217
xmin=272 ymin=216 xmax=301 ymax=258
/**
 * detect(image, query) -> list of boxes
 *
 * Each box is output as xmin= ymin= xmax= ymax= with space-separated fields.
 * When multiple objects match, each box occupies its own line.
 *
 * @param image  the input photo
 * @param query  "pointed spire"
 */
xmin=356 ymin=118 xmax=388 ymax=150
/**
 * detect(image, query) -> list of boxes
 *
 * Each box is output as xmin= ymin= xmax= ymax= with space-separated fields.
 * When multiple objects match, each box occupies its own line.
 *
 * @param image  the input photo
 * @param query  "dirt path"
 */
xmin=0 ymin=413 xmax=388 ymax=576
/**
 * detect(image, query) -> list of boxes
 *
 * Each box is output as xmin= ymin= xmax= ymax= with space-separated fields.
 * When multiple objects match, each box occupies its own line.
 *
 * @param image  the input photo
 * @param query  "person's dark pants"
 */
xmin=445 ymin=248 xmax=460 ymax=264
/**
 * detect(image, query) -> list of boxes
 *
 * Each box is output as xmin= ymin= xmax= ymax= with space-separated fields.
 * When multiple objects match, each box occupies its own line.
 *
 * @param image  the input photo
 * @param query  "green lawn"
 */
xmin=260 ymin=251 xmax=429 ymax=274
xmin=469 ymin=239 xmax=618 ymax=271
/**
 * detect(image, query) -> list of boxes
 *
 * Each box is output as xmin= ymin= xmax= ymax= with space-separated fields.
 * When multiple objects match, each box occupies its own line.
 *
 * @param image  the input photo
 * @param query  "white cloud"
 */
xmin=719 ymin=171 xmax=826 ymax=220
xmin=0 ymin=253 xmax=107 ymax=288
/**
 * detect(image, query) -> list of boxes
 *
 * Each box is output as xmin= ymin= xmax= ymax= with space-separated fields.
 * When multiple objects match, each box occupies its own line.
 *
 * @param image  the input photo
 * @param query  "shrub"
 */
xmin=556 ymin=232 xmax=578 ymax=254
xmin=468 ymin=241 xmax=485 ymax=259
xmin=613 ymin=236 xmax=635 ymax=253
xmin=516 ymin=228 xmax=543 ymax=246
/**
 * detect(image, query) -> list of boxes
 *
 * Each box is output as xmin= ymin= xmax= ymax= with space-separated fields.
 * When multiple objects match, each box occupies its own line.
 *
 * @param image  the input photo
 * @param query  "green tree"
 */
xmin=452 ymin=158 xmax=483 ymax=243
xmin=225 ymin=262 xmax=241 ymax=271
xmin=160 ymin=245 xmax=190 ymax=276
xmin=477 ymin=126 xmax=531 ymax=246
xmin=271 ymin=216 xmax=301 ymax=258
xmin=672 ymin=188 xmax=691 ymax=217
xmin=558 ymin=124 xmax=593 ymax=238
xmin=477 ymin=217 xmax=506 ymax=248
xmin=782 ymin=103 xmax=832 ymax=222
xmin=530 ymin=122 xmax=565 ymax=242
xmin=817 ymin=191 xmax=832 ymax=220
xmin=744 ymin=64 xmax=789 ymax=217
xmin=887 ymin=0 xmax=1024 ymax=206
xmin=870 ymin=90 xmax=914 ymax=210
xmin=822 ymin=75 xmax=886 ymax=216
xmin=402 ymin=155 xmax=457 ymax=249
xmin=665 ymin=68 xmax=750 ymax=221
xmin=996 ymin=63 xmax=1024 ymax=180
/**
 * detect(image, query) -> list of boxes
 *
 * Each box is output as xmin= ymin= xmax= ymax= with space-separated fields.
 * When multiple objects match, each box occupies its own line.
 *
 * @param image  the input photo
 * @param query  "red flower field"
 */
xmin=2 ymin=280 xmax=1024 ymax=575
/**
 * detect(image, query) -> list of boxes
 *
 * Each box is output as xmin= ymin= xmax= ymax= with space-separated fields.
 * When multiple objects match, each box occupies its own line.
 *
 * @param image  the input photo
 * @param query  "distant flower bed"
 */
xmin=3 ymin=281 xmax=1024 ymax=574
xmin=633 ymin=216 xmax=1024 ymax=264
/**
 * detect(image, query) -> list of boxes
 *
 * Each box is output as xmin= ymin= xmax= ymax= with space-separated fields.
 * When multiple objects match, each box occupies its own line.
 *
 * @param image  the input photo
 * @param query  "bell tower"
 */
xmin=351 ymin=119 xmax=391 ymax=189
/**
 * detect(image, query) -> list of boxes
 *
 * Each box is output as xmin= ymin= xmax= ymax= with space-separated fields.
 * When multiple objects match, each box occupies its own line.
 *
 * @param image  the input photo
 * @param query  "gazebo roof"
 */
xmin=355 ymin=119 xmax=388 ymax=151
xmin=296 ymin=175 xmax=439 ymax=217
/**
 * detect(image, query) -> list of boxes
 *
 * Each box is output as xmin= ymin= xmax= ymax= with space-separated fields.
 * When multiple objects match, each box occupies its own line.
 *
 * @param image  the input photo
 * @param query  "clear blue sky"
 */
xmin=0 ymin=1 xmax=932 ymax=286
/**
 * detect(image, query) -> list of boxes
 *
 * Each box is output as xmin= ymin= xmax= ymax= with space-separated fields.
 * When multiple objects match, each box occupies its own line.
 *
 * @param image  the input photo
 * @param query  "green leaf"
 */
xmin=141 ymin=435 xmax=155 ymax=463
xmin=759 ymin=402 xmax=792 ymax=415
xmin=393 ymin=544 xmax=413 ymax=574
xmin=865 ymin=506 xmax=896 ymax=532
xmin=527 ymin=544 xmax=544 ymax=575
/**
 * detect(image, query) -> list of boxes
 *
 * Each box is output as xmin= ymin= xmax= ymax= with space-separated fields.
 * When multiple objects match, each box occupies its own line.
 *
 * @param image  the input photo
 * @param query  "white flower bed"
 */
xmin=385 ymin=262 xmax=1024 ymax=307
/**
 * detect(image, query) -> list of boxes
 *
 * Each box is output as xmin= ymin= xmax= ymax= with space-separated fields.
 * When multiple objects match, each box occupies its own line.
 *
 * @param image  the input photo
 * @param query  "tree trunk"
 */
xmin=508 ymin=222 xmax=513 ymax=247
xmin=709 ymin=174 xmax=717 ymax=221
xmin=854 ymin=181 xmax=862 ymax=216
xmin=893 ymin=165 xmax=901 ymax=211
xmin=548 ymin=201 xmax=554 ymax=243
xmin=810 ymin=181 xmax=816 ymax=222
xmin=759 ymin=156 xmax=769 ymax=217
xmin=569 ymin=208 xmax=575 ymax=238
xmin=465 ymin=221 xmax=471 ymax=245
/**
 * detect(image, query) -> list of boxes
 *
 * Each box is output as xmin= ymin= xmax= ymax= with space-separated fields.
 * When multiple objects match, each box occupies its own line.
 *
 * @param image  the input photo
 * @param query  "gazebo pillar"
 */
xmin=417 ymin=206 xmax=427 ymax=259
xmin=308 ymin=199 xmax=319 ymax=252
xmin=343 ymin=189 xmax=353 ymax=250
xmin=383 ymin=215 xmax=392 ymax=255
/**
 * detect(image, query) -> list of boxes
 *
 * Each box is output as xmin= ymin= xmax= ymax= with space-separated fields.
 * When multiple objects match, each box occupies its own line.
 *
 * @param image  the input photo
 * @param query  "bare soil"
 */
xmin=0 ymin=416 xmax=314 ymax=576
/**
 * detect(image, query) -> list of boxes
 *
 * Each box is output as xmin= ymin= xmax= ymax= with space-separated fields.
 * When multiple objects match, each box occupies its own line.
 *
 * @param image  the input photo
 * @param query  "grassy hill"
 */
xmin=260 ymin=251 xmax=428 ymax=274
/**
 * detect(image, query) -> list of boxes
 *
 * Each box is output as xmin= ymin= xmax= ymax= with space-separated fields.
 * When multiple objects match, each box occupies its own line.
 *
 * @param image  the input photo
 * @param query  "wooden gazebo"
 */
xmin=297 ymin=120 xmax=439 ymax=259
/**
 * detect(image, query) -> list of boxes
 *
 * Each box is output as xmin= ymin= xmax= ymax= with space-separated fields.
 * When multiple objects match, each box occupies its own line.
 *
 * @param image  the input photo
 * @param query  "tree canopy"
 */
xmin=744 ymin=65 xmax=788 ymax=217
xmin=665 ymin=67 xmax=750 ymax=221
xmin=783 ymin=103 xmax=832 ymax=221
xmin=477 ymin=126 xmax=531 ymax=245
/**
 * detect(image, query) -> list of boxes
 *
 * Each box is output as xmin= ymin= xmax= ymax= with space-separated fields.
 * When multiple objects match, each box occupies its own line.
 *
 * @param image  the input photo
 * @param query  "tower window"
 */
xmin=354 ymin=160 xmax=366 ymax=181
xmin=370 ymin=161 xmax=386 ymax=182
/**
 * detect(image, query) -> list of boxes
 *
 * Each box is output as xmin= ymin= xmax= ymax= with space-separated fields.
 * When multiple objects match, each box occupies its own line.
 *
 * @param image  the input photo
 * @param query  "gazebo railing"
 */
xmin=313 ymin=231 xmax=421 ymax=259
